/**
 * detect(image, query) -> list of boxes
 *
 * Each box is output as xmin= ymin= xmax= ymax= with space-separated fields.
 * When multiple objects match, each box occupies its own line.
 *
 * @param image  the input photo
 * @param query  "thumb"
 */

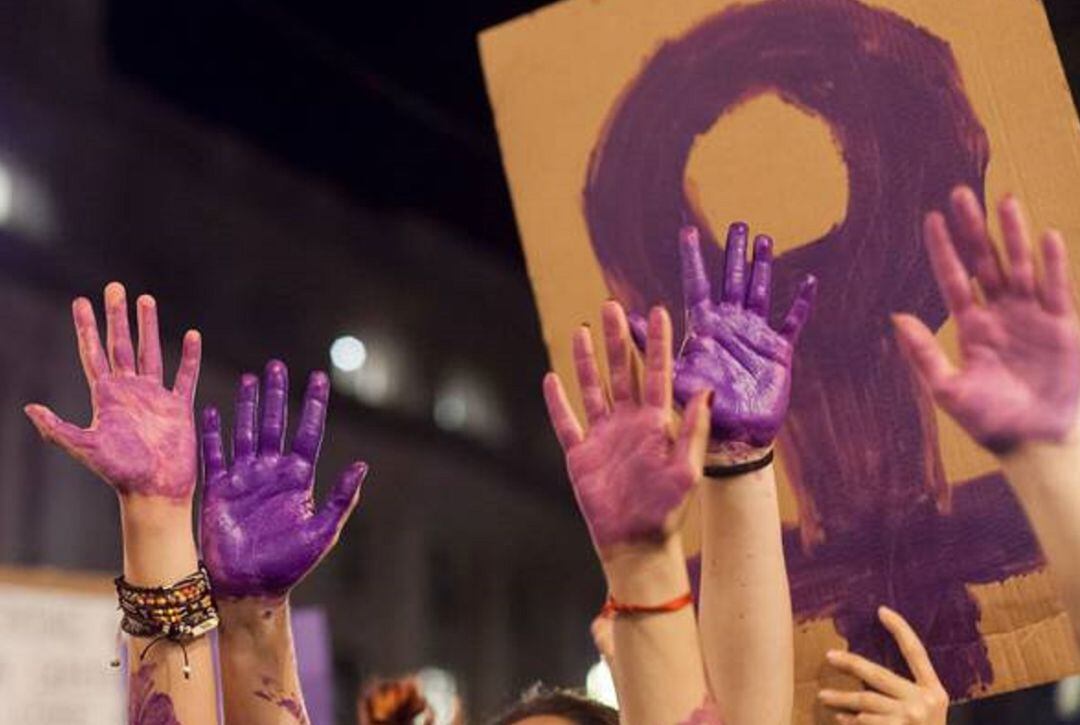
xmin=891 ymin=313 xmax=956 ymax=395
xmin=310 ymin=461 xmax=368 ymax=550
xmin=674 ymin=390 xmax=713 ymax=471
xmin=24 ymin=404 xmax=93 ymax=458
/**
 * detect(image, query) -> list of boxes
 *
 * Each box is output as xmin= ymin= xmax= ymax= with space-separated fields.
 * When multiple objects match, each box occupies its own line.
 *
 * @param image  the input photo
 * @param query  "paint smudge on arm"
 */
xmin=253 ymin=676 xmax=309 ymax=724
xmin=129 ymin=663 xmax=181 ymax=725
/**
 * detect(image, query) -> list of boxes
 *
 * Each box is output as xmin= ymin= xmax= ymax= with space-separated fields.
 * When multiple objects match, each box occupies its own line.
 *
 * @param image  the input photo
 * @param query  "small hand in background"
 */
xmin=24 ymin=282 xmax=202 ymax=499
xmin=894 ymin=188 xmax=1080 ymax=453
xmin=200 ymin=360 xmax=367 ymax=599
xmin=820 ymin=606 xmax=948 ymax=725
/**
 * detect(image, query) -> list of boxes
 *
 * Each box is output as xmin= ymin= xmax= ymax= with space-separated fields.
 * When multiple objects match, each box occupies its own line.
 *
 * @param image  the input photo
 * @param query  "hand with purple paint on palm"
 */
xmin=543 ymin=302 xmax=712 ymax=558
xmin=631 ymin=225 xmax=817 ymax=456
xmin=893 ymin=188 xmax=1080 ymax=453
xmin=200 ymin=361 xmax=367 ymax=599
xmin=24 ymin=282 xmax=203 ymax=500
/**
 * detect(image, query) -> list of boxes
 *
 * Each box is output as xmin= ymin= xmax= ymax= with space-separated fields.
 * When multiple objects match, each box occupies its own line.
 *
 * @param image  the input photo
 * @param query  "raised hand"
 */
xmin=200 ymin=361 xmax=367 ymax=599
xmin=820 ymin=607 xmax=948 ymax=725
xmin=632 ymin=225 xmax=816 ymax=451
xmin=543 ymin=302 xmax=711 ymax=557
xmin=24 ymin=282 xmax=202 ymax=499
xmin=894 ymin=188 xmax=1080 ymax=453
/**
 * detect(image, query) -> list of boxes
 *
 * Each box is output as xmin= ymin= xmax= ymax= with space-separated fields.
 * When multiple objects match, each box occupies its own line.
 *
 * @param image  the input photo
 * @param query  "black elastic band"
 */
xmin=704 ymin=449 xmax=774 ymax=479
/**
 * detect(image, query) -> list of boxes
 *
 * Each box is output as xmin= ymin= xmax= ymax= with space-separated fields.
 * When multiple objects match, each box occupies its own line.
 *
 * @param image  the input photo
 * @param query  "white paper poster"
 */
xmin=0 ymin=584 xmax=122 ymax=724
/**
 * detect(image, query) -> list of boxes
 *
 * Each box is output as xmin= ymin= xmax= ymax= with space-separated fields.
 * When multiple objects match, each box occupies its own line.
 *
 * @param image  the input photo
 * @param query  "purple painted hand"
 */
xmin=543 ymin=302 xmax=711 ymax=557
xmin=631 ymin=225 xmax=817 ymax=450
xmin=894 ymin=188 xmax=1080 ymax=453
xmin=200 ymin=361 xmax=368 ymax=599
xmin=24 ymin=283 xmax=202 ymax=499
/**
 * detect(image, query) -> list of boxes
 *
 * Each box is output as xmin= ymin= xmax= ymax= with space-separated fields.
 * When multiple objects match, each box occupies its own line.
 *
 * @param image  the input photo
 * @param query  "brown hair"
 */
xmin=489 ymin=685 xmax=618 ymax=725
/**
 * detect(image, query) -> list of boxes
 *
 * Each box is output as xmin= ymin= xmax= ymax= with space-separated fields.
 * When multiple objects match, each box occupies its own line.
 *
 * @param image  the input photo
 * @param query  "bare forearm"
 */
xmin=699 ymin=465 xmax=792 ymax=725
xmin=604 ymin=541 xmax=714 ymax=725
xmin=121 ymin=502 xmax=218 ymax=725
xmin=1001 ymin=431 xmax=1080 ymax=644
xmin=218 ymin=598 xmax=309 ymax=725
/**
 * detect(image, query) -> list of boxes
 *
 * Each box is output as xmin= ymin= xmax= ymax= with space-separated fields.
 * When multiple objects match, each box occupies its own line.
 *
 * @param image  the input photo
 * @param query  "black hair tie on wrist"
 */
xmin=704 ymin=449 xmax=774 ymax=479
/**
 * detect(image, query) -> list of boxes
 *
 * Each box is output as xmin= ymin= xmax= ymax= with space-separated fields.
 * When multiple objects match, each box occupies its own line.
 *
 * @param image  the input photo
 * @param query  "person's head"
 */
xmin=489 ymin=685 xmax=618 ymax=725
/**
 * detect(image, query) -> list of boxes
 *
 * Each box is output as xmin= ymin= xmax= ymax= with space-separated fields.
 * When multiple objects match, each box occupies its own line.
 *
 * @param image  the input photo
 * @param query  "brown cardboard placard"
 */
xmin=479 ymin=0 xmax=1080 ymax=719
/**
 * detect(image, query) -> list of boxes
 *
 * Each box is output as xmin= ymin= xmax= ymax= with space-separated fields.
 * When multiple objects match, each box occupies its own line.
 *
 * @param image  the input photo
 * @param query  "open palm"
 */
xmin=200 ymin=361 xmax=367 ymax=599
xmin=543 ymin=302 xmax=710 ymax=557
xmin=895 ymin=188 xmax=1080 ymax=452
xmin=25 ymin=283 xmax=202 ymax=498
xmin=632 ymin=225 xmax=816 ymax=448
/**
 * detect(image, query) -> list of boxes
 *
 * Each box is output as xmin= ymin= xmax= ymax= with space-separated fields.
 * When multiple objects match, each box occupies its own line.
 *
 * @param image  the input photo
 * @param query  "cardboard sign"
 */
xmin=479 ymin=0 xmax=1080 ymax=718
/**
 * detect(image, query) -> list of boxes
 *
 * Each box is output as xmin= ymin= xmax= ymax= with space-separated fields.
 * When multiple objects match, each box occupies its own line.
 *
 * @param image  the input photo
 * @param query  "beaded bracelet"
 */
xmin=113 ymin=564 xmax=219 ymax=678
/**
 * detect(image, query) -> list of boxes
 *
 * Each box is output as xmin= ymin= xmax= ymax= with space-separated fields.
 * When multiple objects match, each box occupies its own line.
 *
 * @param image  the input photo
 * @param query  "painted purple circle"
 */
xmin=583 ymin=0 xmax=988 ymax=341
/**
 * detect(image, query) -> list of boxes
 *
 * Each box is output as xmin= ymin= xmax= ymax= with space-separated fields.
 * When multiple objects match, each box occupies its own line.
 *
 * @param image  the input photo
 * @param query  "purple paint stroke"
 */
xmin=129 ymin=663 xmax=181 ymax=725
xmin=254 ymin=688 xmax=309 ymax=725
xmin=584 ymin=0 xmax=1043 ymax=698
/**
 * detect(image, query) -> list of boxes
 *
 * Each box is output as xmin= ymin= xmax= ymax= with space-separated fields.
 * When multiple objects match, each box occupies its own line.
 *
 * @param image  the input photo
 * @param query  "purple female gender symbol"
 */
xmin=583 ymin=0 xmax=1044 ymax=697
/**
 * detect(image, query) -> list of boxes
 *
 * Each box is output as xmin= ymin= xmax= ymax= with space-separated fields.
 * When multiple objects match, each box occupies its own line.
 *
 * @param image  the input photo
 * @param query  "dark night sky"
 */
xmin=104 ymin=0 xmax=1080 ymax=267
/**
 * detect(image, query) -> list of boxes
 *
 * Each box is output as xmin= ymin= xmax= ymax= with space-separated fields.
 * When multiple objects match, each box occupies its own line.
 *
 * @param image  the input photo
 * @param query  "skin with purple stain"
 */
xmin=24 ymin=287 xmax=201 ymax=499
xmin=581 ymin=0 xmax=1050 ymax=698
xmin=544 ymin=301 xmax=718 ymax=725
xmin=679 ymin=701 xmax=725 ymax=725
xmin=201 ymin=360 xmax=366 ymax=725
xmin=129 ymin=663 xmax=181 ymax=725
xmin=200 ymin=360 xmax=367 ymax=598
xmin=631 ymin=224 xmax=816 ymax=452
xmin=543 ymin=304 xmax=712 ymax=555
xmin=24 ymin=283 xmax=217 ymax=723
xmin=894 ymin=190 xmax=1080 ymax=454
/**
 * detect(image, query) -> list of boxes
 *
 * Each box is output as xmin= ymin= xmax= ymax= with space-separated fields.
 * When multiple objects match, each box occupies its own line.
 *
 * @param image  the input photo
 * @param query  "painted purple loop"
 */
xmin=581 ymin=0 xmax=1044 ymax=698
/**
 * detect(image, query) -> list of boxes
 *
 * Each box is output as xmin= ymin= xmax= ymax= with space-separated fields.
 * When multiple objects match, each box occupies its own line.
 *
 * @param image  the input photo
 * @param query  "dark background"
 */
xmin=0 ymin=0 xmax=1079 ymax=722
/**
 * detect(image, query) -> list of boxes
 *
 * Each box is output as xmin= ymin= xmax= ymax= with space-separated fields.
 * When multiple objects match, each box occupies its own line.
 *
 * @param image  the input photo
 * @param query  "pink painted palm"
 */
xmin=24 ymin=283 xmax=202 ymax=499
xmin=894 ymin=188 xmax=1080 ymax=453
xmin=543 ymin=302 xmax=711 ymax=557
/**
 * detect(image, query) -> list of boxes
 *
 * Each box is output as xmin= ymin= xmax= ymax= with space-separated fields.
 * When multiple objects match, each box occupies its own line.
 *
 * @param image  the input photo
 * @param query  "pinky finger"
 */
xmin=172 ymin=330 xmax=202 ymax=400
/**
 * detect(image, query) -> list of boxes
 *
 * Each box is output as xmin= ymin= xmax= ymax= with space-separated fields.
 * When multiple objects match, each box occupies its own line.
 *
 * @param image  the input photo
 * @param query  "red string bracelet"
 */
xmin=599 ymin=591 xmax=694 ymax=619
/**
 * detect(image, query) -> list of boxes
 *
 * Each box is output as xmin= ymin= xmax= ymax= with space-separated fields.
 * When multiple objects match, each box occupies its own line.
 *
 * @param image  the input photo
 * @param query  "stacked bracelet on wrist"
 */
xmin=114 ymin=563 xmax=219 ymax=677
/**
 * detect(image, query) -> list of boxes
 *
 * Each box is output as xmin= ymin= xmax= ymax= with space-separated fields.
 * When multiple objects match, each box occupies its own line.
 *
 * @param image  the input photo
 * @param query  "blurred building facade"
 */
xmin=0 ymin=1 xmax=602 ymax=721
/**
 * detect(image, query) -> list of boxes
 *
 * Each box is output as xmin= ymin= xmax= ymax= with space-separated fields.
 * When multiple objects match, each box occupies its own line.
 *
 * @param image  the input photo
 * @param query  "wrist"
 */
xmin=119 ymin=496 xmax=198 ymax=587
xmin=601 ymin=537 xmax=691 ymax=605
xmin=705 ymin=441 xmax=773 ymax=467
xmin=998 ymin=423 xmax=1080 ymax=493
xmin=217 ymin=595 xmax=290 ymax=634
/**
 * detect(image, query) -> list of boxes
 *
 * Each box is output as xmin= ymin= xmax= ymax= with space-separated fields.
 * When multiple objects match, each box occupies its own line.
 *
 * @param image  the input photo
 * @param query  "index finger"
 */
xmin=878 ymin=606 xmax=942 ymax=689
